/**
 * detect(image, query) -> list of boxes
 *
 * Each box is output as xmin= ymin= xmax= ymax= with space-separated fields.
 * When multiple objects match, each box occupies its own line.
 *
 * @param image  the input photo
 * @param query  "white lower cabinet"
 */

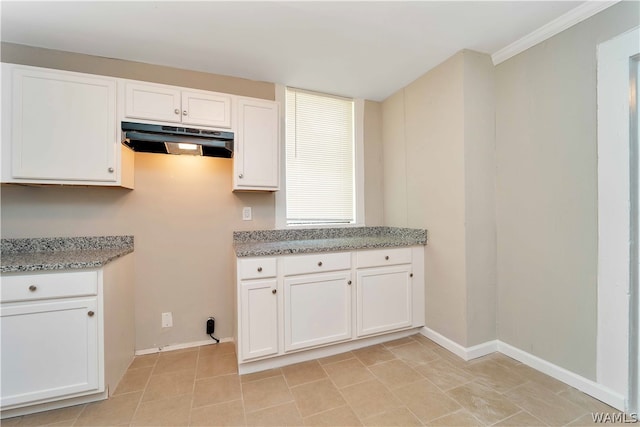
xmin=236 ymin=246 xmax=425 ymax=372
xmin=356 ymin=265 xmax=412 ymax=337
xmin=1 ymin=298 xmax=100 ymax=407
xmin=0 ymin=254 xmax=134 ymax=417
xmin=0 ymin=271 xmax=103 ymax=411
xmin=240 ymin=279 xmax=279 ymax=360
xmin=283 ymin=271 xmax=352 ymax=352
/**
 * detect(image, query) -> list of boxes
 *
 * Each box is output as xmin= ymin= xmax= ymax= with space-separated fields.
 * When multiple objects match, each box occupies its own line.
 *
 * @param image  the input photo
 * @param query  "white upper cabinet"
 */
xmin=125 ymin=83 xmax=181 ymax=123
xmin=1 ymin=64 xmax=132 ymax=187
xmin=234 ymin=98 xmax=280 ymax=191
xmin=181 ymin=90 xmax=231 ymax=128
xmin=1 ymin=63 xmax=282 ymax=190
xmin=125 ymin=82 xmax=231 ymax=129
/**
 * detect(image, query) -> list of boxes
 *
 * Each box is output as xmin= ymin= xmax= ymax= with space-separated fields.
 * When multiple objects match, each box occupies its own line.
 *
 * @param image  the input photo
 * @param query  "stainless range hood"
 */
xmin=122 ymin=121 xmax=234 ymax=158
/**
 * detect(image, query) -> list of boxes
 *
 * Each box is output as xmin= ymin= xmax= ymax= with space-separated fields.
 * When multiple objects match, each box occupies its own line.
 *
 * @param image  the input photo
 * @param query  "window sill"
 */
xmin=276 ymin=222 xmax=365 ymax=230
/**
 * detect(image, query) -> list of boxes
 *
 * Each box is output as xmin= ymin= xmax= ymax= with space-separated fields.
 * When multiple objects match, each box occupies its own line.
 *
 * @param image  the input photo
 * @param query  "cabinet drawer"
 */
xmin=239 ymin=258 xmax=277 ymax=280
xmin=356 ymin=247 xmax=412 ymax=269
xmin=1 ymin=271 xmax=98 ymax=303
xmin=283 ymin=252 xmax=351 ymax=276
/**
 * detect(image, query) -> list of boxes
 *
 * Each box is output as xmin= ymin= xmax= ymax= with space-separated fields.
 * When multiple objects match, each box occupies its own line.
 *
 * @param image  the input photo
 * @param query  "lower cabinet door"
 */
xmin=0 ymin=298 xmax=100 ymax=408
xmin=240 ymin=279 xmax=279 ymax=361
xmin=283 ymin=271 xmax=351 ymax=352
xmin=356 ymin=265 xmax=412 ymax=337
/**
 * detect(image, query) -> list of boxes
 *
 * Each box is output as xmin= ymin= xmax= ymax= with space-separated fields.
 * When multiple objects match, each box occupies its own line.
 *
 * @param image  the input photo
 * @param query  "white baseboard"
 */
xmin=420 ymin=327 xmax=625 ymax=411
xmin=135 ymin=337 xmax=235 ymax=356
xmin=239 ymin=328 xmax=420 ymax=375
xmin=498 ymin=341 xmax=626 ymax=410
xmin=0 ymin=391 xmax=107 ymax=419
xmin=132 ymin=330 xmax=627 ymax=411
xmin=420 ymin=327 xmax=497 ymax=361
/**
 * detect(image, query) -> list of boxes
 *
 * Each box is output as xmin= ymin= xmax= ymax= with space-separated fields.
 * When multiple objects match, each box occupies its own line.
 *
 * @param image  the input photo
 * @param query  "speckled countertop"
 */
xmin=1 ymin=236 xmax=134 ymax=273
xmin=233 ymin=227 xmax=426 ymax=257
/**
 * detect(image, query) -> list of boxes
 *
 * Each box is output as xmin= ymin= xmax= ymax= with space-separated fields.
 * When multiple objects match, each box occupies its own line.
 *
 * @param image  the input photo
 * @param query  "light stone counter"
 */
xmin=1 ymin=236 xmax=134 ymax=273
xmin=233 ymin=226 xmax=426 ymax=257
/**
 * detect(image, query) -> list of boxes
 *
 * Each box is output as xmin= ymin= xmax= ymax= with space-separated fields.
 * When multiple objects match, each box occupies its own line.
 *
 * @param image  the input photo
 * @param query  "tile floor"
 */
xmin=3 ymin=334 xmax=618 ymax=426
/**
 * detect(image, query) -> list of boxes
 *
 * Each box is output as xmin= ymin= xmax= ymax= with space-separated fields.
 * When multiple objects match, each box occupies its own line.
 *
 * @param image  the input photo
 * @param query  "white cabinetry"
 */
xmin=0 ymin=255 xmax=134 ymax=417
xmin=284 ymin=271 xmax=352 ymax=351
xmin=125 ymin=82 xmax=231 ymax=128
xmin=238 ymin=258 xmax=278 ymax=361
xmin=356 ymin=247 xmax=414 ymax=337
xmin=1 ymin=64 xmax=133 ymax=187
xmin=1 ymin=271 xmax=101 ymax=409
xmin=233 ymin=98 xmax=280 ymax=191
xmin=1 ymin=297 xmax=99 ymax=407
xmin=240 ymin=279 xmax=279 ymax=360
xmin=281 ymin=252 xmax=352 ymax=351
xmin=356 ymin=265 xmax=412 ymax=337
xmin=235 ymin=246 xmax=425 ymax=373
xmin=1 ymin=63 xmax=280 ymax=191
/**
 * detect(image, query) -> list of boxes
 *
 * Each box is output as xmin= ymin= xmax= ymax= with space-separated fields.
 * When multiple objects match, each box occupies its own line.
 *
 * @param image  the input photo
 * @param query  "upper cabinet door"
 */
xmin=234 ymin=98 xmax=280 ymax=191
xmin=124 ymin=83 xmax=231 ymax=129
xmin=10 ymin=67 xmax=117 ymax=182
xmin=181 ymin=91 xmax=231 ymax=128
xmin=125 ymin=82 xmax=181 ymax=123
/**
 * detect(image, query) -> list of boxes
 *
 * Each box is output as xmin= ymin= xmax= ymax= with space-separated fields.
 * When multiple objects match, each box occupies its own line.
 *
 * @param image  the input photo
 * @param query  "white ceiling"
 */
xmin=1 ymin=1 xmax=588 ymax=101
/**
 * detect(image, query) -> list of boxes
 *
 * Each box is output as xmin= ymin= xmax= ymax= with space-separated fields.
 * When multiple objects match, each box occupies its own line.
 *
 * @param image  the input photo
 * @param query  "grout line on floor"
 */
xmin=10 ymin=335 xmax=616 ymax=427
xmin=185 ymin=347 xmax=201 ymax=427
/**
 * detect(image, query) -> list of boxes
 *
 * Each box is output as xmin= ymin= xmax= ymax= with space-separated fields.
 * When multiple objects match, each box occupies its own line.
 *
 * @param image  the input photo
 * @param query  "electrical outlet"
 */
xmin=242 ymin=207 xmax=252 ymax=221
xmin=161 ymin=312 xmax=173 ymax=328
xmin=206 ymin=317 xmax=215 ymax=334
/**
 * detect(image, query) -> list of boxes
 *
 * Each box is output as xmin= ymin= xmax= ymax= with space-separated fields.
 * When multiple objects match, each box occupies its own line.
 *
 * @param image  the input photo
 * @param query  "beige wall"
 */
xmin=1 ymin=42 xmax=274 ymax=99
xmin=381 ymin=50 xmax=496 ymax=346
xmin=1 ymin=43 xmax=384 ymax=350
xmin=495 ymin=1 xmax=639 ymax=379
xmin=463 ymin=51 xmax=497 ymax=346
xmin=382 ymin=90 xmax=408 ymax=227
xmin=1 ymin=156 xmax=275 ymax=350
xmin=364 ymin=100 xmax=384 ymax=225
xmin=403 ymin=52 xmax=468 ymax=345
xmin=1 ymin=44 xmax=276 ymax=351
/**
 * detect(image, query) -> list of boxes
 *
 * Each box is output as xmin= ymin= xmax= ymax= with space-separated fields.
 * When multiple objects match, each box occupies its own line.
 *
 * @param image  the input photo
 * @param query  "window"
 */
xmin=280 ymin=87 xmax=361 ymax=226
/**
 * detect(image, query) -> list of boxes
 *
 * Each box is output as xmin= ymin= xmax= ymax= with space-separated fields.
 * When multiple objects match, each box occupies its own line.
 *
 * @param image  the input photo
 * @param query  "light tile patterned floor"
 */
xmin=3 ymin=334 xmax=617 ymax=426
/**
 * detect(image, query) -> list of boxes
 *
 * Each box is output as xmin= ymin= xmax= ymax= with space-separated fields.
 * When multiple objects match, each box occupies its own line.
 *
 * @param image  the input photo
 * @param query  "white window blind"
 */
xmin=285 ymin=88 xmax=355 ymax=225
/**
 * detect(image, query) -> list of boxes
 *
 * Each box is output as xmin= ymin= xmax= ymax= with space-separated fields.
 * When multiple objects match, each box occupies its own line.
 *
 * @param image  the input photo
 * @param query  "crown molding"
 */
xmin=491 ymin=1 xmax=620 ymax=65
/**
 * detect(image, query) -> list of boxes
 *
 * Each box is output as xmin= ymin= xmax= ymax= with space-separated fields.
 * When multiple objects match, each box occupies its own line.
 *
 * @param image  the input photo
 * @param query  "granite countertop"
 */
xmin=233 ymin=226 xmax=426 ymax=257
xmin=1 ymin=236 xmax=134 ymax=273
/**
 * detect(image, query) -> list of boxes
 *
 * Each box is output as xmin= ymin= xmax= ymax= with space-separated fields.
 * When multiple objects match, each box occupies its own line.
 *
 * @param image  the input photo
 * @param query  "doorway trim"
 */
xmin=596 ymin=26 xmax=640 ymax=411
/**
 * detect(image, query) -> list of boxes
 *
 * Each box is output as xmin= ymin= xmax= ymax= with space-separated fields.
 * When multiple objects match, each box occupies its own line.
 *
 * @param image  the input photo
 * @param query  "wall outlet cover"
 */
xmin=162 ymin=312 xmax=173 ymax=328
xmin=242 ymin=207 xmax=252 ymax=221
